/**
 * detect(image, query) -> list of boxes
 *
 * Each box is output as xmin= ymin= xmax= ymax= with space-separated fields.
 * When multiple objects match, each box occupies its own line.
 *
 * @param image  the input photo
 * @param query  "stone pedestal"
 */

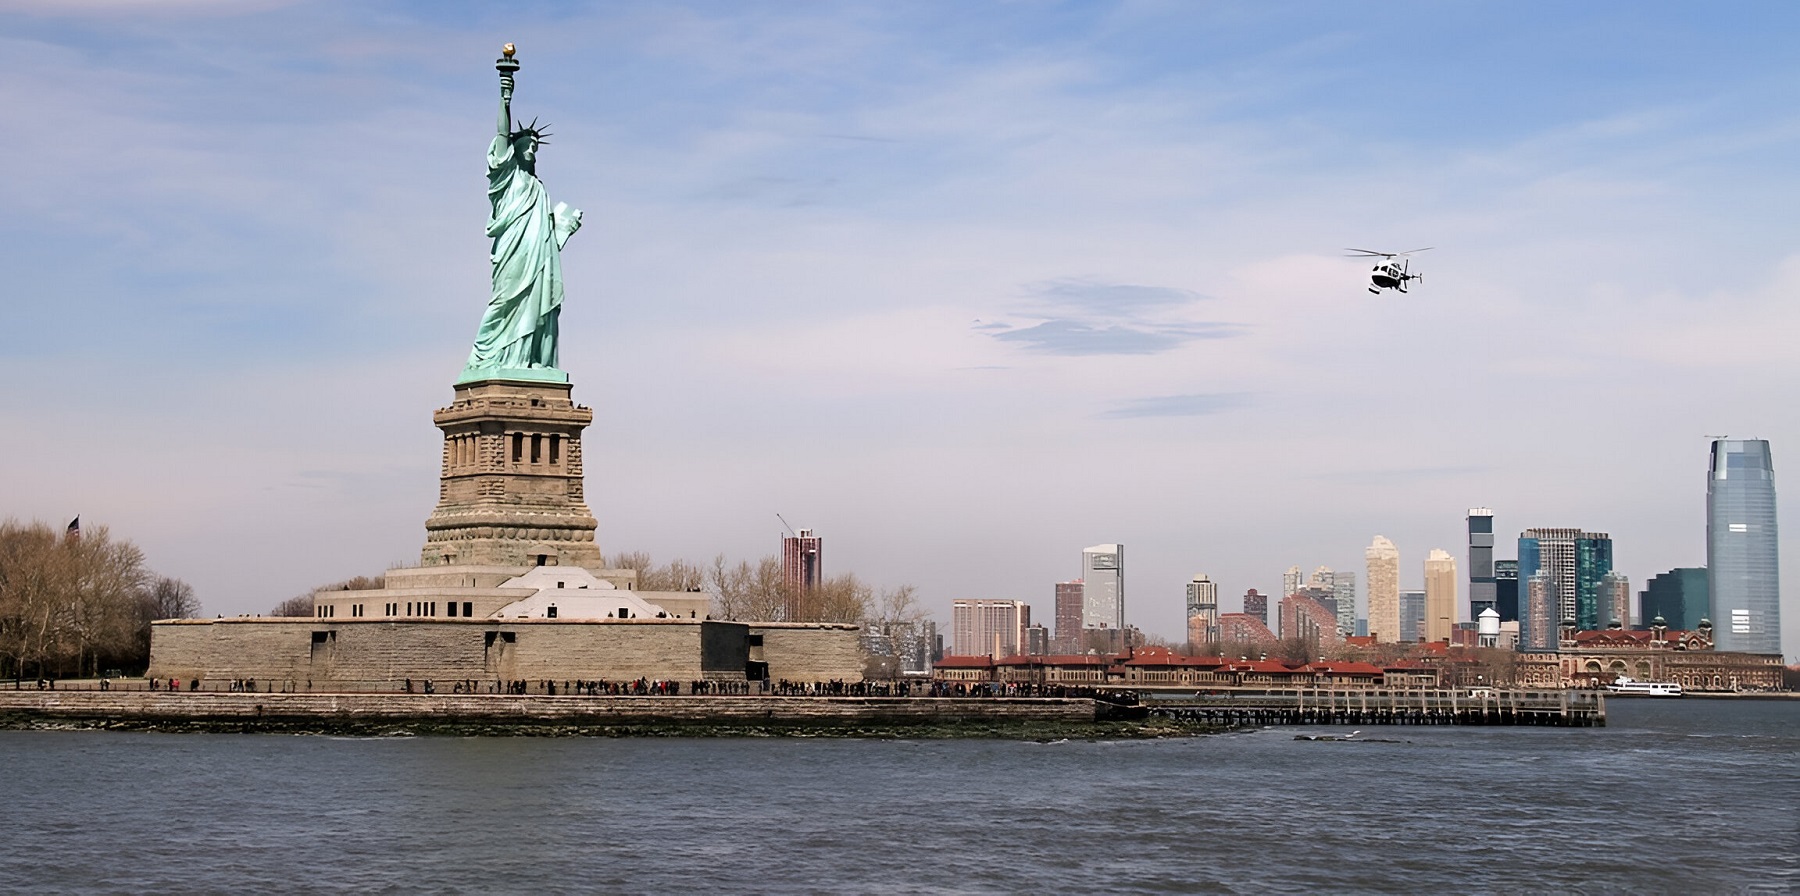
xmin=419 ymin=377 xmax=604 ymax=569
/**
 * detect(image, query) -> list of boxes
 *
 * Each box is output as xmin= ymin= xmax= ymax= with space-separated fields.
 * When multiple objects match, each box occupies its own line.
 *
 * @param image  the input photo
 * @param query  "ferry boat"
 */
xmin=1606 ymin=676 xmax=1683 ymax=697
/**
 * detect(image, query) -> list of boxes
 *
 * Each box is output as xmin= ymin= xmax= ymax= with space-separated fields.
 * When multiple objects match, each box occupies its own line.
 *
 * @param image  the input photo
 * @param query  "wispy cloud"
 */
xmin=993 ymin=320 xmax=1240 ymax=356
xmin=1030 ymin=278 xmax=1207 ymax=312
xmin=983 ymin=277 xmax=1243 ymax=356
xmin=1101 ymin=392 xmax=1254 ymax=418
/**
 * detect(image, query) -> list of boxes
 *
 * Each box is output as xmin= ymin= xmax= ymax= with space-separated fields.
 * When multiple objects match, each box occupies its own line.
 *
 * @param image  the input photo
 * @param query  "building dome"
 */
xmin=1697 ymin=617 xmax=1713 ymax=629
xmin=1652 ymin=614 xmax=1667 ymax=627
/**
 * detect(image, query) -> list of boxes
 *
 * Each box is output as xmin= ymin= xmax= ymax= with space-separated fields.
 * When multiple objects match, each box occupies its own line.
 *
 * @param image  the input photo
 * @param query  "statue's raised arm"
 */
xmin=459 ymin=45 xmax=583 ymax=385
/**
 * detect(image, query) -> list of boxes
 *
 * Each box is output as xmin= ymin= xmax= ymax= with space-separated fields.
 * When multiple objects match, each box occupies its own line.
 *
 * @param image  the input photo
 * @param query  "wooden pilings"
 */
xmin=1138 ymin=687 xmax=1606 ymax=727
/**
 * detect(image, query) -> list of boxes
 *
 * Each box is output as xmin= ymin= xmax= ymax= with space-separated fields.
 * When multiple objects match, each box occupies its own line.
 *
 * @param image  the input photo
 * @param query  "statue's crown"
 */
xmin=511 ymin=116 xmax=552 ymax=145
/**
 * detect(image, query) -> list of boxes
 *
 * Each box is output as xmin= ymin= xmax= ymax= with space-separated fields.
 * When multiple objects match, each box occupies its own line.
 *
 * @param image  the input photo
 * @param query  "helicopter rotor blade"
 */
xmin=1343 ymin=248 xmax=1394 ymax=257
xmin=1396 ymin=246 xmax=1434 ymax=255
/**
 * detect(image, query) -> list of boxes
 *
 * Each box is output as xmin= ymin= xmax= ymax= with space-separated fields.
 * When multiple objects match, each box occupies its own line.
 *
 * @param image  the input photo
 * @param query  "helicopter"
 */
xmin=1345 ymin=247 xmax=1431 ymax=295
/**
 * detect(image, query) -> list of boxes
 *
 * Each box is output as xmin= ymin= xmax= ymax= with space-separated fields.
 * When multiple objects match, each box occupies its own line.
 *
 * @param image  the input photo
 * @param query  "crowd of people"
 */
xmin=18 ymin=675 xmax=1130 ymax=702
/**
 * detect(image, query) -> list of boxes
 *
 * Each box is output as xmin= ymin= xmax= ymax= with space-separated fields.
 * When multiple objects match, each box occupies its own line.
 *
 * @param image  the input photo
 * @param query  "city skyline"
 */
xmin=2 ymin=4 xmax=1795 ymax=658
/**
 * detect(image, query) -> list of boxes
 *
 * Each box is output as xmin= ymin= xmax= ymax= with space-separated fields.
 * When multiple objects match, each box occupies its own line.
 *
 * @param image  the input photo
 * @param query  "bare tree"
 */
xmin=269 ymin=593 xmax=315 ymax=617
xmin=707 ymin=554 xmax=787 ymax=622
xmin=608 ymin=550 xmax=654 ymax=574
xmin=141 ymin=577 xmax=200 ymax=621
xmin=0 ymin=519 xmax=157 ymax=678
xmin=802 ymin=573 xmax=871 ymax=624
xmin=270 ymin=572 xmax=386 ymax=618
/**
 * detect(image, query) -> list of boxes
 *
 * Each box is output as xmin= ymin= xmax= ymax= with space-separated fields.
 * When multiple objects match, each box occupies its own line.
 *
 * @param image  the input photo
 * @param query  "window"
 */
xmin=512 ymin=433 xmax=523 ymax=463
xmin=501 ymin=632 xmax=516 ymax=643
xmin=447 ymin=602 xmax=458 ymax=617
xmin=531 ymin=434 xmax=542 ymax=464
xmin=747 ymin=634 xmax=764 ymax=647
xmin=619 ymin=608 xmax=631 ymax=619
xmin=550 ymin=435 xmax=561 ymax=464
xmin=536 ymin=554 xmax=547 ymax=567
xmin=547 ymin=606 xmax=558 ymax=619
xmin=463 ymin=602 xmax=473 ymax=617
xmin=557 ymin=581 xmax=565 ymax=589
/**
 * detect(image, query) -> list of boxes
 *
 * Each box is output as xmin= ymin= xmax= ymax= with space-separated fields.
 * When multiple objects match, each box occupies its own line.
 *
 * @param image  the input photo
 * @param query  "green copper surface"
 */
xmin=461 ymin=56 xmax=582 ymax=382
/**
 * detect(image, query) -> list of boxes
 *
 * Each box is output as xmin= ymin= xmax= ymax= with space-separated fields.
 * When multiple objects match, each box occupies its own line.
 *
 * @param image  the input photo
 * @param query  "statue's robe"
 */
xmin=463 ymin=135 xmax=580 ymax=376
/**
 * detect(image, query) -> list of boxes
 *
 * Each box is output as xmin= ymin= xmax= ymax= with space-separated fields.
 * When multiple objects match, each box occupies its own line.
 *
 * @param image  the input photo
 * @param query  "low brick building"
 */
xmin=931 ymin=646 xmax=1440 ymax=690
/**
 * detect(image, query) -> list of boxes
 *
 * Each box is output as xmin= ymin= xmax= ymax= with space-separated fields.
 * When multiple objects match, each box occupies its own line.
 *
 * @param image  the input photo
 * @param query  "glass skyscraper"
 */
xmin=1468 ymin=508 xmax=1496 ymax=619
xmin=1707 ymin=439 xmax=1780 ymax=654
xmin=1640 ymin=567 xmax=1707 ymax=632
xmin=1398 ymin=589 xmax=1426 ymax=644
xmin=1495 ymin=559 xmax=1519 ymax=623
xmin=1517 ymin=528 xmax=1613 ymax=639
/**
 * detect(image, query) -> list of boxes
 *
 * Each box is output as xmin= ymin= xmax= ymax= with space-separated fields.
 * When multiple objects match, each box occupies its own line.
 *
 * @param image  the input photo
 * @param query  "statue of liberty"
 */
xmin=460 ymin=45 xmax=583 ymax=383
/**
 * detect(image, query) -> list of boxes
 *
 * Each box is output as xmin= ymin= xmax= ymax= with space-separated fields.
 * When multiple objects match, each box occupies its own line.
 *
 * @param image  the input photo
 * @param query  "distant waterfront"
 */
xmin=2 ymin=700 xmax=1793 ymax=893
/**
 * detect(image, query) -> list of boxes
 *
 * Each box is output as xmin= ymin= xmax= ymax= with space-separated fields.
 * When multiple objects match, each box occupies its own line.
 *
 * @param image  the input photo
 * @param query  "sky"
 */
xmin=3 ymin=1 xmax=1797 ymax=658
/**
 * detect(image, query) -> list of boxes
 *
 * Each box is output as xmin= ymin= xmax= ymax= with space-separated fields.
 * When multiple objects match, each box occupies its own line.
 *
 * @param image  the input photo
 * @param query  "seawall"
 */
xmin=0 ymin=691 xmax=1111 ymax=736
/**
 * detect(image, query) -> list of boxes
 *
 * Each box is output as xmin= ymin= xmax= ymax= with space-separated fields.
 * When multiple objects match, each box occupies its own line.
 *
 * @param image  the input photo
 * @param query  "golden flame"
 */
xmin=502 ymin=43 xmax=516 ymax=58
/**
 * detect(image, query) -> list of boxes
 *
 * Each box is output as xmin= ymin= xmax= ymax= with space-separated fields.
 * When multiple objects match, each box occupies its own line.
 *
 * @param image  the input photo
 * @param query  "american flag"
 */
xmin=66 ymin=516 xmax=80 ymax=541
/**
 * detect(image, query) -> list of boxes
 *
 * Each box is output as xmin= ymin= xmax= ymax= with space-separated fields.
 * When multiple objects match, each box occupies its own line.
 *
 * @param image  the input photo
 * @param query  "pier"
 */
xmin=1133 ymin=687 xmax=1606 ymax=727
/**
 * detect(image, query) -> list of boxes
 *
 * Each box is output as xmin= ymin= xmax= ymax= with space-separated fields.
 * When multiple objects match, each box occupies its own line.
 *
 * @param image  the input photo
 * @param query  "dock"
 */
xmin=1134 ymin=687 xmax=1606 ymax=727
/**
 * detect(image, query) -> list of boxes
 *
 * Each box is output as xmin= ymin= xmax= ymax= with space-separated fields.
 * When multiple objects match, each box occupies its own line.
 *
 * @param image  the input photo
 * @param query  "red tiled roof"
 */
xmin=1123 ymin=653 xmax=1228 ymax=667
xmin=1302 ymin=661 xmax=1384 ymax=675
xmin=996 ymin=654 xmax=1114 ymax=666
xmin=1225 ymin=660 xmax=1295 ymax=674
xmin=934 ymin=655 xmax=994 ymax=668
xmin=1344 ymin=636 xmax=1378 ymax=648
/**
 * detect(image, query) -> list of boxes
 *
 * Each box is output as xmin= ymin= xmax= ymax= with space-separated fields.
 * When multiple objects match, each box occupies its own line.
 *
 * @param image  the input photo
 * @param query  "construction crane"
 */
xmin=776 ymin=513 xmax=798 ymax=538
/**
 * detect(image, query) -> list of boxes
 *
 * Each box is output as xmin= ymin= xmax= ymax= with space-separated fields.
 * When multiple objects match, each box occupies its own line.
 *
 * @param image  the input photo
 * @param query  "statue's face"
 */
xmin=515 ymin=135 xmax=538 ymax=165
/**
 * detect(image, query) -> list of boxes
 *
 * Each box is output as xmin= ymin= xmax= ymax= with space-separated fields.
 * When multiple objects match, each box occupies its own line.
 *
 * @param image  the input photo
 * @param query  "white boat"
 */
xmin=1606 ymin=676 xmax=1683 ymax=697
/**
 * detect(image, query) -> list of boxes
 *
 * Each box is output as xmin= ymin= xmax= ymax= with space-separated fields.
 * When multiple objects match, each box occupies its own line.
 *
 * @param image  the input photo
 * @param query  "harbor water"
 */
xmin=1 ymin=698 xmax=1793 ymax=893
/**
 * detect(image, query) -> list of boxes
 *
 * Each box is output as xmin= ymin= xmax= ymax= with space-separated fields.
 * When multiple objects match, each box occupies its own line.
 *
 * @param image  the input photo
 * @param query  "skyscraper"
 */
xmin=1308 ymin=566 xmax=1335 ymax=591
xmin=1332 ymin=572 xmax=1357 ymax=638
xmin=1600 ymin=572 xmax=1631 ymax=629
xmin=951 ymin=599 xmax=1030 ymax=658
xmin=780 ymin=527 xmax=823 ymax=621
xmin=1242 ymin=589 xmax=1268 ymax=626
xmin=1640 ymin=568 xmax=1706 ymax=632
xmin=1707 ymin=439 xmax=1781 ymax=654
xmin=1468 ymin=508 xmax=1496 ymax=619
xmin=1399 ymin=589 xmax=1426 ymax=643
xmin=1053 ymin=580 xmax=1084 ymax=653
xmin=1283 ymin=566 xmax=1303 ymax=598
xmin=1366 ymin=536 xmax=1400 ymax=642
xmin=1495 ymin=559 xmax=1519 ymax=622
xmin=1425 ymin=548 xmax=1458 ymax=643
xmin=1517 ymin=528 xmax=1613 ymax=633
xmin=1185 ymin=574 xmax=1218 ymax=648
xmin=1522 ymin=570 xmax=1557 ymax=650
xmin=1081 ymin=544 xmax=1125 ymax=632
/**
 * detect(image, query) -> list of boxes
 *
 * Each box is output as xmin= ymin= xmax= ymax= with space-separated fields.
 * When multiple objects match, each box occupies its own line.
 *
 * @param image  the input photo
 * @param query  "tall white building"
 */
xmin=1283 ymin=566 xmax=1303 ymax=598
xmin=951 ymin=599 xmax=1030 ymax=658
xmin=1185 ymin=574 xmax=1218 ymax=647
xmin=1081 ymin=544 xmax=1125 ymax=632
xmin=1424 ymin=548 xmax=1458 ymax=643
xmin=1366 ymin=536 xmax=1401 ymax=643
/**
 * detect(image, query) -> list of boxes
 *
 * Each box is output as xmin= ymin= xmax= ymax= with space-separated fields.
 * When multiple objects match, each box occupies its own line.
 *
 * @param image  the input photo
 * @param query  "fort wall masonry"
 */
xmin=148 ymin=618 xmax=860 ymax=687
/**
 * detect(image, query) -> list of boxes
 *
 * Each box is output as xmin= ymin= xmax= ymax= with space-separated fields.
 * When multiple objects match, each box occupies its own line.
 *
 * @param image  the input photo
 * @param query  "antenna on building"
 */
xmin=776 ymin=513 xmax=798 ymax=538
